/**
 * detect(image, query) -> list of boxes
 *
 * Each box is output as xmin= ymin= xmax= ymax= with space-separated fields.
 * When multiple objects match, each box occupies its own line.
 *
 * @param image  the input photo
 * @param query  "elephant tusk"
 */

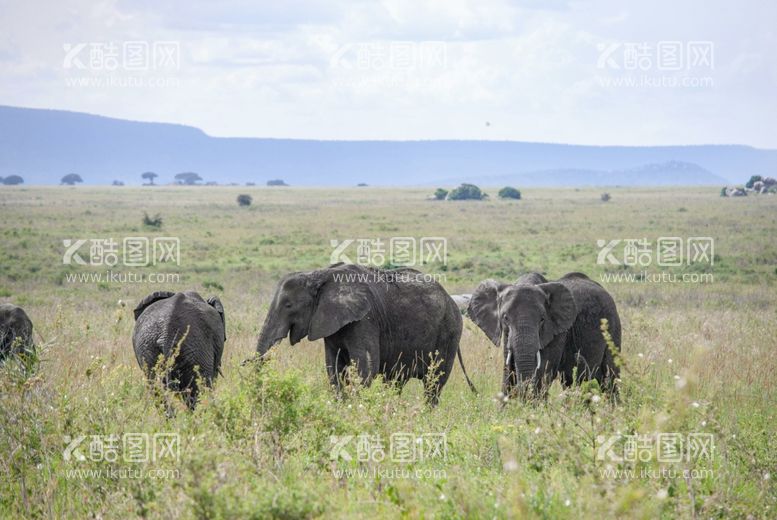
xmin=536 ymin=350 xmax=542 ymax=370
xmin=505 ymin=350 xmax=512 ymax=367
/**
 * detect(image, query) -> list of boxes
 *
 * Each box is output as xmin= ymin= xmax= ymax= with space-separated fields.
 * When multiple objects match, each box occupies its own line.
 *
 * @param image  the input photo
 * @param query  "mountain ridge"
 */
xmin=2 ymin=105 xmax=775 ymax=186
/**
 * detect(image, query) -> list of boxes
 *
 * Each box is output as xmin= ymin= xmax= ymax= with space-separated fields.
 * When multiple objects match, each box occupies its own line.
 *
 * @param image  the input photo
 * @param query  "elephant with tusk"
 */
xmin=467 ymin=272 xmax=621 ymax=399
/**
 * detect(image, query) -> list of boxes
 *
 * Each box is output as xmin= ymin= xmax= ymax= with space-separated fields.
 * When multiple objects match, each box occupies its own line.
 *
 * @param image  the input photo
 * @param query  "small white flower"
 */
xmin=691 ymin=402 xmax=700 ymax=408
xmin=564 ymin=499 xmax=571 ymax=507
xmin=439 ymin=494 xmax=446 ymax=500
xmin=656 ymin=488 xmax=668 ymax=500
xmin=667 ymin=358 xmax=673 ymax=364
xmin=534 ymin=427 xmax=541 ymax=434
xmin=764 ymin=472 xmax=771 ymax=481
xmin=591 ymin=394 xmax=601 ymax=404
xmin=637 ymin=353 xmax=644 ymax=358
xmin=673 ymin=375 xmax=680 ymax=380
xmin=701 ymin=420 xmax=707 ymax=427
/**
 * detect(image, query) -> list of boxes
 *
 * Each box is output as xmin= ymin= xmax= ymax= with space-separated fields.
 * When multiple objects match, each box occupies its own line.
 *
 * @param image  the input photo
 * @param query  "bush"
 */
xmin=142 ymin=212 xmax=163 ymax=228
xmin=448 ymin=183 xmax=485 ymax=200
xmin=237 ymin=194 xmax=252 ymax=207
xmin=720 ymin=187 xmax=728 ymax=197
xmin=601 ymin=192 xmax=611 ymax=202
xmin=2 ymin=175 xmax=24 ymax=185
xmin=745 ymin=175 xmax=762 ymax=189
xmin=61 ymin=173 xmax=83 ymax=185
xmin=267 ymin=179 xmax=289 ymax=186
xmin=433 ymin=188 xmax=448 ymax=200
xmin=498 ymin=186 xmax=521 ymax=199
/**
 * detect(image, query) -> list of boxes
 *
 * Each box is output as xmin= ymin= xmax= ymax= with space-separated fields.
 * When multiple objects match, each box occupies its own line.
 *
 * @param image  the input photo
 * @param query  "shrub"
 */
xmin=433 ymin=188 xmax=448 ymax=200
xmin=498 ymin=186 xmax=521 ymax=199
xmin=2 ymin=175 xmax=24 ymax=185
xmin=745 ymin=175 xmax=762 ymax=189
xmin=237 ymin=194 xmax=252 ymax=207
xmin=267 ymin=179 xmax=289 ymax=186
xmin=448 ymin=183 xmax=485 ymax=200
xmin=601 ymin=192 xmax=611 ymax=202
xmin=61 ymin=173 xmax=83 ymax=185
xmin=142 ymin=212 xmax=163 ymax=228
xmin=112 ymin=180 xmax=124 ymax=186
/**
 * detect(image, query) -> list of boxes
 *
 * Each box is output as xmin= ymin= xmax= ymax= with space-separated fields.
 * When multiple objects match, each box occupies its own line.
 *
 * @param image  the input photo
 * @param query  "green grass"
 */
xmin=0 ymin=186 xmax=775 ymax=518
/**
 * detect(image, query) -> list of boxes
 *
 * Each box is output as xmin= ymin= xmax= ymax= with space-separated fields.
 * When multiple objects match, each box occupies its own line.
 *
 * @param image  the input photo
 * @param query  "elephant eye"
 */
xmin=284 ymin=302 xmax=293 ymax=309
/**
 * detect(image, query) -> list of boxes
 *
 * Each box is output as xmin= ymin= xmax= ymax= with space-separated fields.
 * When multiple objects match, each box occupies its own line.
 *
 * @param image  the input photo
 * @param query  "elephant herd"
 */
xmin=0 ymin=263 xmax=622 ymax=410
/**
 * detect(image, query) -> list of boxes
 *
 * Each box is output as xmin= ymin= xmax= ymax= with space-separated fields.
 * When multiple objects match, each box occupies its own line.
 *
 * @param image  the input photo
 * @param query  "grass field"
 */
xmin=1 ymin=186 xmax=775 ymax=518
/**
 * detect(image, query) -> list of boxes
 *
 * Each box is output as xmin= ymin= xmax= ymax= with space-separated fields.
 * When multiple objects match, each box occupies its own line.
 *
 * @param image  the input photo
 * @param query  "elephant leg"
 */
xmin=334 ymin=320 xmax=379 ymax=387
xmin=324 ymin=338 xmax=351 ymax=397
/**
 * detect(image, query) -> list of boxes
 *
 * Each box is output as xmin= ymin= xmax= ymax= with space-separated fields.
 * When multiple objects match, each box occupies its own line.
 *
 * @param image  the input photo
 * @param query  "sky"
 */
xmin=0 ymin=0 xmax=775 ymax=147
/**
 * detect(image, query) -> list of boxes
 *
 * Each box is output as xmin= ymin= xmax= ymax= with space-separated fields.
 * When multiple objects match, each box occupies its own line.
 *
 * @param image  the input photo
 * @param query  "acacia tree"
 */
xmin=174 ymin=172 xmax=202 ymax=185
xmin=141 ymin=171 xmax=158 ymax=185
xmin=61 ymin=173 xmax=83 ymax=185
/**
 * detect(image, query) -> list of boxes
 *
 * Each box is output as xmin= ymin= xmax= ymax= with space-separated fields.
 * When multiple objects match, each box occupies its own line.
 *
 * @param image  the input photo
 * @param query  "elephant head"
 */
xmin=468 ymin=278 xmax=576 ymax=393
xmin=256 ymin=266 xmax=372 ymax=357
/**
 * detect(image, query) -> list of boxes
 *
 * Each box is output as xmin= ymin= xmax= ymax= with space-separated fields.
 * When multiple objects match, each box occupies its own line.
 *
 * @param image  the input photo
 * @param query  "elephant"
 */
xmin=132 ymin=291 xmax=226 ymax=410
xmin=255 ymin=263 xmax=476 ymax=405
xmin=467 ymin=272 xmax=621 ymax=399
xmin=0 ymin=303 xmax=35 ymax=361
xmin=450 ymin=294 xmax=472 ymax=314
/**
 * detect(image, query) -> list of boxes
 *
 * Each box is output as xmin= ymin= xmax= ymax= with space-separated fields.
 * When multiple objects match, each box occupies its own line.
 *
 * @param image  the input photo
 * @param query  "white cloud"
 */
xmin=0 ymin=0 xmax=775 ymax=146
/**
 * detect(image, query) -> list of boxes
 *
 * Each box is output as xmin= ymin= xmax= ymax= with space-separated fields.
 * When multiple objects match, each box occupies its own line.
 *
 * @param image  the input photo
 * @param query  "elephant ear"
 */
xmin=308 ymin=279 xmax=371 ymax=341
xmin=207 ymin=296 xmax=226 ymax=342
xmin=467 ymin=279 xmax=506 ymax=347
xmin=133 ymin=291 xmax=175 ymax=320
xmin=538 ymin=282 xmax=576 ymax=345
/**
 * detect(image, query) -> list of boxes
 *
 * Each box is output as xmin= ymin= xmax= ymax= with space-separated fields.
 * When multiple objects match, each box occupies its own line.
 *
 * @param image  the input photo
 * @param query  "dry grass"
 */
xmin=0 ymin=185 xmax=775 ymax=518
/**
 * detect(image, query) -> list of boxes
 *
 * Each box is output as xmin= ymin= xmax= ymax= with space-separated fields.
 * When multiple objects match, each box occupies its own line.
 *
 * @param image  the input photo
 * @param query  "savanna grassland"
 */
xmin=1 ymin=185 xmax=775 ymax=519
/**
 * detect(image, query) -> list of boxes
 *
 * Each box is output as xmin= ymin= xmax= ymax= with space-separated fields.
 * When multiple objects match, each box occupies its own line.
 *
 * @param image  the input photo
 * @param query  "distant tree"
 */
xmin=745 ymin=175 xmax=762 ymax=189
xmin=498 ymin=186 xmax=521 ymax=199
xmin=267 ymin=179 xmax=289 ymax=186
xmin=174 ymin=172 xmax=202 ymax=185
xmin=237 ymin=194 xmax=253 ymax=207
xmin=448 ymin=183 xmax=485 ymax=200
xmin=357 ymin=183 xmax=368 ymax=187
xmin=246 ymin=182 xmax=256 ymax=186
xmin=112 ymin=180 xmax=124 ymax=186
xmin=2 ymin=175 xmax=24 ymax=185
xmin=141 ymin=171 xmax=158 ymax=185
xmin=61 ymin=173 xmax=83 ymax=185
xmin=720 ymin=187 xmax=728 ymax=197
xmin=601 ymin=192 xmax=611 ymax=202
xmin=142 ymin=212 xmax=163 ymax=228
xmin=433 ymin=188 xmax=448 ymax=200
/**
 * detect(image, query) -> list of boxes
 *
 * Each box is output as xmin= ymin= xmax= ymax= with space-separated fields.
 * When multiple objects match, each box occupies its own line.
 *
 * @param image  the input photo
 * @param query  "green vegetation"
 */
xmin=448 ymin=183 xmax=486 ymax=200
xmin=236 ymin=194 xmax=252 ymax=207
xmin=0 ymin=186 xmax=775 ymax=518
xmin=433 ymin=188 xmax=448 ymax=200
xmin=61 ymin=173 xmax=83 ymax=185
xmin=498 ymin=186 xmax=521 ymax=200
xmin=142 ymin=212 xmax=163 ymax=229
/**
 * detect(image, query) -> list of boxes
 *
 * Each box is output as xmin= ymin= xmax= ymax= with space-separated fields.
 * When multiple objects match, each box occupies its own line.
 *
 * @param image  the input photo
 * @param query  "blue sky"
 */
xmin=1 ymin=0 xmax=775 ymax=146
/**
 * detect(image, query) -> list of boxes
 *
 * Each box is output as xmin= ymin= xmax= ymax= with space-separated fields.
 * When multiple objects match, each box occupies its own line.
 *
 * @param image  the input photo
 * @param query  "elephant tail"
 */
xmin=457 ymin=347 xmax=478 ymax=394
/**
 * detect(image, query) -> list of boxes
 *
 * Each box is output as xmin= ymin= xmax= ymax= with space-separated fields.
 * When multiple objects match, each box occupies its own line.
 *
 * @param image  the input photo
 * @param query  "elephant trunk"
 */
xmin=256 ymin=306 xmax=289 ymax=357
xmin=511 ymin=326 xmax=542 ymax=392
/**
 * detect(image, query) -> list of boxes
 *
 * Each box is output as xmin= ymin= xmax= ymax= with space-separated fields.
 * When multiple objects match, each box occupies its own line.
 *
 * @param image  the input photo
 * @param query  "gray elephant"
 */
xmin=468 ymin=272 xmax=621 ymax=398
xmin=132 ymin=291 xmax=226 ymax=410
xmin=0 ymin=303 xmax=35 ymax=361
xmin=256 ymin=263 xmax=476 ymax=405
